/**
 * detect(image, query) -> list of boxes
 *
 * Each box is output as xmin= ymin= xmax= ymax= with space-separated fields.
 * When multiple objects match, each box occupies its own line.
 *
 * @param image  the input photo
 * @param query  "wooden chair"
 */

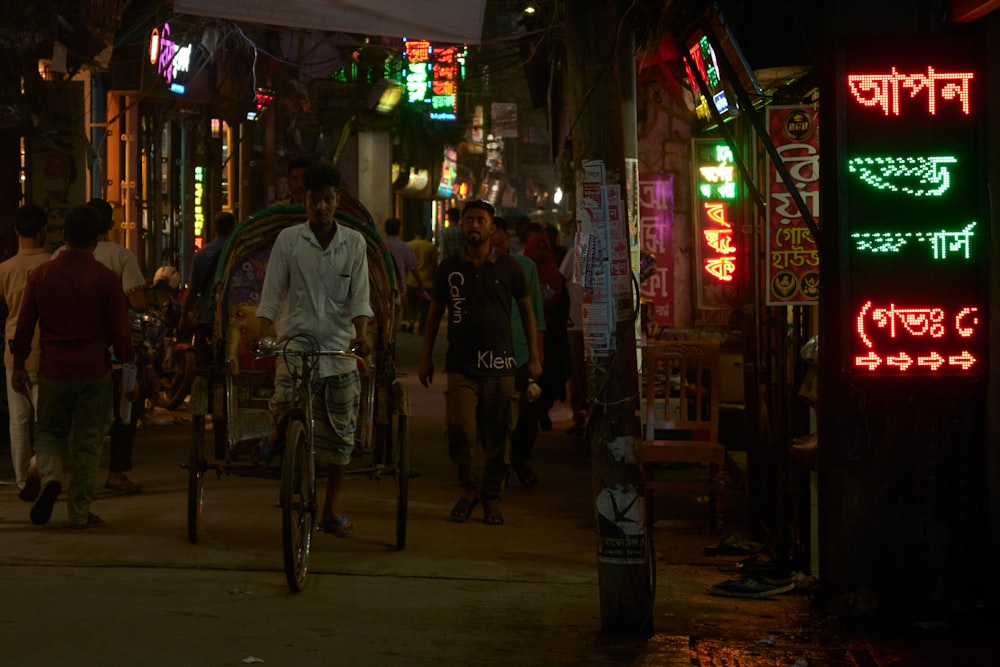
xmin=642 ymin=340 xmax=726 ymax=529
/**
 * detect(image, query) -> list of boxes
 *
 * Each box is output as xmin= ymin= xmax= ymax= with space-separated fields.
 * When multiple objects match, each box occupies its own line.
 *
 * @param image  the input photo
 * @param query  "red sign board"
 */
xmin=767 ymin=106 xmax=819 ymax=304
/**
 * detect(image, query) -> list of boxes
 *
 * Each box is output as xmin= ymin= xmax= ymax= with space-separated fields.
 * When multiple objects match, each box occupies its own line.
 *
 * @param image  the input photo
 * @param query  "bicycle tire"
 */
xmin=394 ymin=410 xmax=409 ymax=550
xmin=281 ymin=417 xmax=315 ymax=593
xmin=187 ymin=414 xmax=205 ymax=544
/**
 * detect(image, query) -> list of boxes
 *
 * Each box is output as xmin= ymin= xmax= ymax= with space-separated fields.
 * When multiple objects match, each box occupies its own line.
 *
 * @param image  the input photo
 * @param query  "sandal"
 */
xmin=105 ymin=475 xmax=143 ymax=494
xmin=317 ymin=515 xmax=353 ymax=537
xmin=450 ymin=496 xmax=480 ymax=523
xmin=512 ymin=464 xmax=538 ymax=489
xmin=482 ymin=498 xmax=504 ymax=526
xmin=70 ymin=512 xmax=105 ymax=529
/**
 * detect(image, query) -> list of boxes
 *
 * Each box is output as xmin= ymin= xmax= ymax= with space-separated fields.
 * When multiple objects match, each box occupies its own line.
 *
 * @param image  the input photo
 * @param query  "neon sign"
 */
xmin=847 ymin=156 xmax=956 ymax=196
xmin=193 ymin=166 xmax=205 ymax=242
xmin=854 ymin=301 xmax=980 ymax=372
xmin=403 ymin=39 xmax=466 ymax=121
xmin=693 ymin=139 xmax=740 ymax=307
xmin=148 ymin=24 xmax=191 ymax=87
xmin=843 ymin=46 xmax=986 ymax=377
xmin=847 ymin=67 xmax=974 ymax=116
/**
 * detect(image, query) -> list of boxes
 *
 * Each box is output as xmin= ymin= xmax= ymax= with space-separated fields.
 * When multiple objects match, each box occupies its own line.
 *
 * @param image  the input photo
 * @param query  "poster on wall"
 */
xmin=842 ymin=44 xmax=986 ymax=377
xmin=766 ymin=106 xmax=820 ymax=305
xmin=638 ymin=173 xmax=675 ymax=328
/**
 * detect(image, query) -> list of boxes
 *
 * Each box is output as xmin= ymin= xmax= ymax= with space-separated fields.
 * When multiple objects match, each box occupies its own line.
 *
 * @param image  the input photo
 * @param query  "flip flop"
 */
xmin=450 ymin=496 xmax=479 ymax=522
xmin=30 ymin=480 xmax=62 ymax=526
xmin=70 ymin=513 xmax=105 ymax=529
xmin=317 ymin=515 xmax=353 ymax=537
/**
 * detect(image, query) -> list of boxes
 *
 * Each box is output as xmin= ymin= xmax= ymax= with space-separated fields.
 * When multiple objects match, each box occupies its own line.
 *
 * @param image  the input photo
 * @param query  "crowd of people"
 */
xmin=1 ymin=160 xmax=587 ymax=533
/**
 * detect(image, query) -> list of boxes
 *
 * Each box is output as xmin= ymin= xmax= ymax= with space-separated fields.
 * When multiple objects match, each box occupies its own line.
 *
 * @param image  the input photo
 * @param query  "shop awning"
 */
xmin=172 ymin=0 xmax=488 ymax=44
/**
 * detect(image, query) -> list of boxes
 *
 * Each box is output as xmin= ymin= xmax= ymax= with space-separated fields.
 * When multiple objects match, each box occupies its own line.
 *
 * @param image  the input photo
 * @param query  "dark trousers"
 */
xmin=511 ymin=365 xmax=538 ymax=467
xmin=109 ymin=366 xmax=140 ymax=473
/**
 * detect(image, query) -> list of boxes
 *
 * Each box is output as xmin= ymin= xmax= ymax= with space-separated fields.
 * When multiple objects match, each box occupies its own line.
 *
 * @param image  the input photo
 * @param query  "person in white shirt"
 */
xmin=255 ymin=163 xmax=374 ymax=537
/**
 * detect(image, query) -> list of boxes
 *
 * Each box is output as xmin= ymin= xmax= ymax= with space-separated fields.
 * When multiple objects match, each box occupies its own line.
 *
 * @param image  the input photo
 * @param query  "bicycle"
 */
xmin=253 ymin=333 xmax=371 ymax=592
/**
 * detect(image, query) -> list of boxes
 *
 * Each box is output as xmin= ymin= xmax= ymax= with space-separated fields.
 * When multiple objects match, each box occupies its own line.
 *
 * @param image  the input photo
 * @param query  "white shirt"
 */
xmin=257 ymin=222 xmax=374 ymax=376
xmin=55 ymin=241 xmax=146 ymax=294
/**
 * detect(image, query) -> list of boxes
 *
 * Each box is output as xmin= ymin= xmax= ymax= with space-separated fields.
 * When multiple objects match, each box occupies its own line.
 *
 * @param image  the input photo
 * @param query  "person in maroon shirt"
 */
xmin=11 ymin=204 xmax=135 ymax=529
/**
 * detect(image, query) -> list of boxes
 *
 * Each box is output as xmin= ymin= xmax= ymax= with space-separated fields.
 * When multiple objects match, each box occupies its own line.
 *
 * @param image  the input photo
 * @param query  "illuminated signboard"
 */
xmin=193 ymin=165 xmax=205 ymax=246
xmin=403 ymin=39 xmax=466 ymax=121
xmin=767 ymin=106 xmax=820 ymax=304
xmin=148 ymin=24 xmax=192 ymax=93
xmin=843 ymin=45 xmax=986 ymax=377
xmin=437 ymin=145 xmax=458 ymax=197
xmin=693 ymin=139 xmax=740 ymax=308
xmin=684 ymin=35 xmax=729 ymax=122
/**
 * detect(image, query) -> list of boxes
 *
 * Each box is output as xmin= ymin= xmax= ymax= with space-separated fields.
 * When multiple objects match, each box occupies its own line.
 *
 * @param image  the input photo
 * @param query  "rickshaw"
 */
xmin=184 ymin=194 xmax=410 ymax=592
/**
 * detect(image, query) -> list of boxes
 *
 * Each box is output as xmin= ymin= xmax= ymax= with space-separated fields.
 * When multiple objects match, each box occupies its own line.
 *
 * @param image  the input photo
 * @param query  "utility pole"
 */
xmin=563 ymin=0 xmax=653 ymax=636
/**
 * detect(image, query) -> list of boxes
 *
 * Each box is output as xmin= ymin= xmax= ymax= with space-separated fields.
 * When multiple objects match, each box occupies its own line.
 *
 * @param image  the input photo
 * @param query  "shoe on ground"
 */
xmin=30 ymin=480 xmax=62 ymax=526
xmin=70 ymin=512 xmax=104 ymax=529
xmin=511 ymin=464 xmax=538 ymax=488
xmin=105 ymin=475 xmax=143 ymax=494
xmin=450 ymin=495 xmax=479 ymax=522
xmin=18 ymin=473 xmax=42 ymax=502
xmin=707 ymin=575 xmax=794 ymax=598
xmin=482 ymin=498 xmax=504 ymax=525
xmin=317 ymin=515 xmax=353 ymax=537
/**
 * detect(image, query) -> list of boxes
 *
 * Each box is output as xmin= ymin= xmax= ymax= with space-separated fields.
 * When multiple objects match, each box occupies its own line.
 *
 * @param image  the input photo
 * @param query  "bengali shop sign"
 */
xmin=766 ymin=106 xmax=820 ymax=305
xmin=842 ymin=46 xmax=986 ymax=377
xmin=637 ymin=174 xmax=675 ymax=327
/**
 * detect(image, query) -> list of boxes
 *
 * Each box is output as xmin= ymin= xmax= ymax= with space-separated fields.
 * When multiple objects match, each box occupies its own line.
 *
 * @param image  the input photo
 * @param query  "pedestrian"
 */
xmin=419 ymin=199 xmax=541 ymax=525
xmin=381 ymin=216 xmax=418 ymax=321
xmin=491 ymin=216 xmax=546 ymax=488
xmin=559 ymin=237 xmax=588 ymax=436
xmin=404 ymin=223 xmax=437 ymax=334
xmin=254 ymin=162 xmax=374 ymax=537
xmin=440 ymin=206 xmax=464 ymax=260
xmin=90 ymin=199 xmax=150 ymax=492
xmin=0 ymin=204 xmax=51 ymax=500
xmin=11 ymin=203 xmax=135 ymax=528
xmin=276 ymin=156 xmax=311 ymax=205
xmin=180 ymin=210 xmax=236 ymax=365
xmin=524 ymin=231 xmax=571 ymax=432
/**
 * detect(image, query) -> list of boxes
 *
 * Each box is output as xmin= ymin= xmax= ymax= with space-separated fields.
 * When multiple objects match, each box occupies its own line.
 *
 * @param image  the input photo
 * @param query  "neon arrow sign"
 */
xmin=854 ymin=301 xmax=982 ymax=374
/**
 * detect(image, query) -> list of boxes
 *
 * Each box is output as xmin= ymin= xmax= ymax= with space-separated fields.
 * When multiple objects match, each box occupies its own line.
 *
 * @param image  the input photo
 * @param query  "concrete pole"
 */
xmin=563 ymin=0 xmax=652 ymax=637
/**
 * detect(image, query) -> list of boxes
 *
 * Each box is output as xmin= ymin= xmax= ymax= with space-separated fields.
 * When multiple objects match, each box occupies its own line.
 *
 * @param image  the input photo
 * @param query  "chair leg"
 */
xmin=709 ymin=462 xmax=724 ymax=529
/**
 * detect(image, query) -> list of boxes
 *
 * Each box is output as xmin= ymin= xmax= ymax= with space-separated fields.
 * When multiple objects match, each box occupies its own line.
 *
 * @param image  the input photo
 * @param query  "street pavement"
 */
xmin=1 ymin=332 xmax=995 ymax=666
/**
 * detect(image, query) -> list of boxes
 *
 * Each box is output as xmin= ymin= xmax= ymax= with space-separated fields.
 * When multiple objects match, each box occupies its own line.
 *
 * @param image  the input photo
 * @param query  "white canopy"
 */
xmin=172 ymin=0 xmax=488 ymax=44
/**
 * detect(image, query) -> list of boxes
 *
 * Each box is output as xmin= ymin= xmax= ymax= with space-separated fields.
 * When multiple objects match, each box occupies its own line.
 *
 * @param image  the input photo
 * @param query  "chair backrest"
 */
xmin=643 ymin=340 xmax=721 ymax=441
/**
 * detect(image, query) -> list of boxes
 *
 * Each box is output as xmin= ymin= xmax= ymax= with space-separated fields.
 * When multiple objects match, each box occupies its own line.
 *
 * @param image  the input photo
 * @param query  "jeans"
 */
xmin=35 ymin=374 xmax=113 ymax=523
xmin=5 ymin=368 xmax=38 ymax=489
xmin=445 ymin=372 xmax=518 ymax=500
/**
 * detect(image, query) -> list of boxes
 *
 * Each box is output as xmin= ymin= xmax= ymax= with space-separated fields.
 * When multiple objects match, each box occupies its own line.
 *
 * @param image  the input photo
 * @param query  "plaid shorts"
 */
xmin=271 ymin=363 xmax=361 ymax=466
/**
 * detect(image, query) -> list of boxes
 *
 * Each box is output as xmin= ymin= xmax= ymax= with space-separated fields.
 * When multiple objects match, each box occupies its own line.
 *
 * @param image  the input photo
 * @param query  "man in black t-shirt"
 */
xmin=419 ymin=200 xmax=541 ymax=526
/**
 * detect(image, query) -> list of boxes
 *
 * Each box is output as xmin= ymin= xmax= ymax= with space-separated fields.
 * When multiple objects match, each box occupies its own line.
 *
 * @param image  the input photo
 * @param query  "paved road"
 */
xmin=1 ymin=333 xmax=994 ymax=666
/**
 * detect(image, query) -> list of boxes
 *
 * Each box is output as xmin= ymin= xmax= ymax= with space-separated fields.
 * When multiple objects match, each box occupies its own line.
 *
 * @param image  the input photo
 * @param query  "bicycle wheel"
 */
xmin=187 ymin=413 xmax=206 ymax=544
xmin=281 ymin=417 xmax=315 ymax=593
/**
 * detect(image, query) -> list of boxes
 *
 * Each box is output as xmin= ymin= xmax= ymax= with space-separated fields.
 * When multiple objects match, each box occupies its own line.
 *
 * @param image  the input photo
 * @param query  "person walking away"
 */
xmin=405 ymin=223 xmax=437 ymax=334
xmin=381 ymin=217 xmax=418 ymax=330
xmin=92 ymin=199 xmax=149 ymax=492
xmin=419 ymin=200 xmax=541 ymax=525
xmin=440 ymin=206 xmax=464 ymax=260
xmin=524 ymin=231 xmax=571 ymax=432
xmin=11 ymin=204 xmax=135 ymax=528
xmin=559 ymin=236 xmax=588 ymax=436
xmin=180 ymin=211 xmax=236 ymax=365
xmin=0 ymin=205 xmax=51 ymax=500
xmin=491 ymin=216 xmax=545 ymax=488
xmin=255 ymin=162 xmax=373 ymax=537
